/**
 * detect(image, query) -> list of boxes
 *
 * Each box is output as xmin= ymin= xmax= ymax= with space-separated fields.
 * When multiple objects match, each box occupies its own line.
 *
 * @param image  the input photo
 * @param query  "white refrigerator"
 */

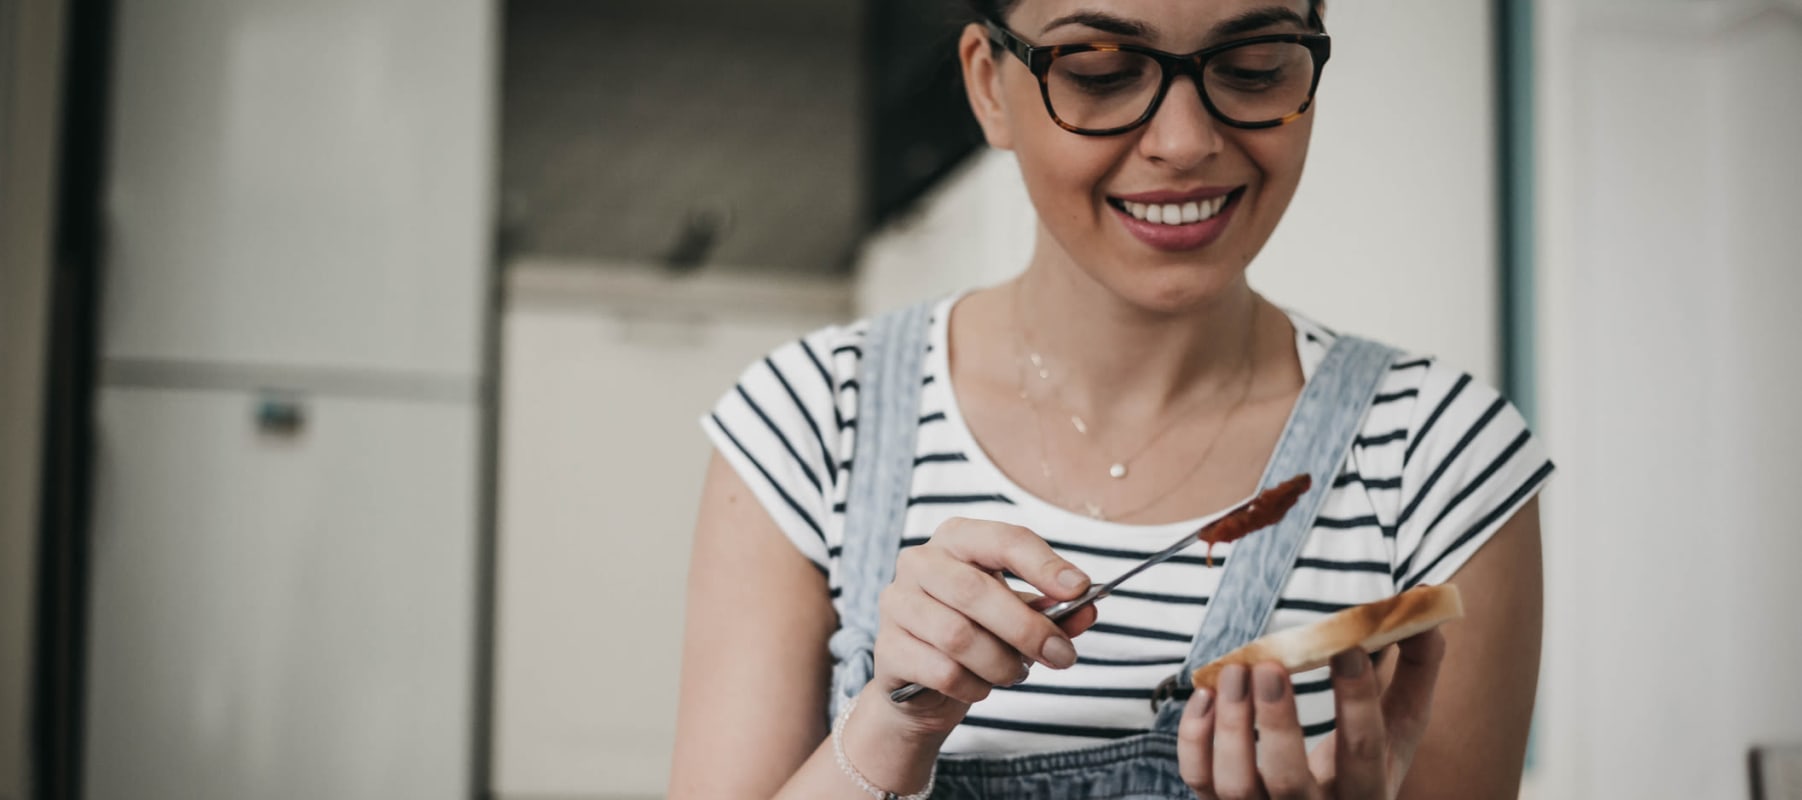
xmin=80 ymin=0 xmax=496 ymax=797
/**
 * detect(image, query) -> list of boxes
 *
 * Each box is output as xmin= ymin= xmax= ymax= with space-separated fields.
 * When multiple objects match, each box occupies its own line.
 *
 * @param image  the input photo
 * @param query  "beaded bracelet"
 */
xmin=831 ymin=694 xmax=937 ymax=800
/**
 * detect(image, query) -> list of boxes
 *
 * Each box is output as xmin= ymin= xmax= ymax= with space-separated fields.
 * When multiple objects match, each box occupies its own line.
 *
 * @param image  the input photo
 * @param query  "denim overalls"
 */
xmin=828 ymin=301 xmax=1398 ymax=799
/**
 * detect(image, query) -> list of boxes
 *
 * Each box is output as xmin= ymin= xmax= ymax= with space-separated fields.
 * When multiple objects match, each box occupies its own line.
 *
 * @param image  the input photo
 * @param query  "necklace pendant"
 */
xmin=1083 ymin=501 xmax=1105 ymax=520
xmin=1109 ymin=463 xmax=1128 ymax=479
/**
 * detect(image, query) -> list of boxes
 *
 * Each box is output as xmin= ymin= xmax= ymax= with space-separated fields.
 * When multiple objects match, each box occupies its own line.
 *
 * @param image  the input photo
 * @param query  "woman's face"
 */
xmin=962 ymin=0 xmax=1320 ymax=313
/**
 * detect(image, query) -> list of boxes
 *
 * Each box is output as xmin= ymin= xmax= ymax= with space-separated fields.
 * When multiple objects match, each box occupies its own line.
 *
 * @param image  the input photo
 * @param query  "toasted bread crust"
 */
xmin=1189 ymin=584 xmax=1463 ymax=691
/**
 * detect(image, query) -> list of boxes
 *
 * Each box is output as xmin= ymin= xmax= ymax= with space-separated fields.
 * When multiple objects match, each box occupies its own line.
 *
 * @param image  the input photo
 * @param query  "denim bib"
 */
xmin=831 ymin=300 xmax=1397 ymax=798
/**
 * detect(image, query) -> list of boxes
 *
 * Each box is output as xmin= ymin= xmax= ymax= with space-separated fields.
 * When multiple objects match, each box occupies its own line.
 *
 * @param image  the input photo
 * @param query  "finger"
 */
xmin=1305 ymin=730 xmax=1337 ymax=789
xmin=1329 ymin=648 xmax=1387 ymax=798
xmin=1381 ymin=628 xmax=1448 ymax=750
xmin=1371 ymin=645 xmax=1398 ymax=694
xmin=1178 ymin=688 xmax=1218 ymax=798
xmin=913 ymin=549 xmax=1078 ymax=669
xmin=934 ymin=518 xmax=1090 ymax=600
xmin=877 ymin=623 xmax=996 ymax=706
xmin=1211 ymin=664 xmax=1263 ymax=799
xmin=1251 ymin=663 xmax=1321 ymax=800
xmin=885 ymin=586 xmax=1031 ymax=687
xmin=1023 ymin=592 xmax=1100 ymax=638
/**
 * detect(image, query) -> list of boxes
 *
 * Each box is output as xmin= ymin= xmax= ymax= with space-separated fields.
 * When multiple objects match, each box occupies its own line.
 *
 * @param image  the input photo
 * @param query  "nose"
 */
xmin=1135 ymin=75 xmax=1223 ymax=171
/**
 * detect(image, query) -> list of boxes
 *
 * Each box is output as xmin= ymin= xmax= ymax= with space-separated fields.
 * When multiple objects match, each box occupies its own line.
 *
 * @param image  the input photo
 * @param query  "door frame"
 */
xmin=0 ymin=0 xmax=69 ymax=796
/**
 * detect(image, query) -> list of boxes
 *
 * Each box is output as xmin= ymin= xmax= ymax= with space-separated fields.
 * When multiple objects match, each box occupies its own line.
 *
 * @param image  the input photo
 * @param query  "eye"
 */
xmin=1067 ymin=68 xmax=1147 ymax=93
xmin=1212 ymin=65 xmax=1285 ymax=91
xmin=1051 ymin=50 xmax=1158 ymax=97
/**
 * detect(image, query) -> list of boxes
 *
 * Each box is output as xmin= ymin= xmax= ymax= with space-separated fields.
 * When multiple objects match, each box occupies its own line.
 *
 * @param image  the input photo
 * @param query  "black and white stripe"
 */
xmin=702 ymin=297 xmax=1553 ymax=757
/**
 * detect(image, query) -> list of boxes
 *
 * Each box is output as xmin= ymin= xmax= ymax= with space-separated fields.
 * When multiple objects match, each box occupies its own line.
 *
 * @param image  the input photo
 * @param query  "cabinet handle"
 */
xmin=255 ymin=393 xmax=306 ymax=437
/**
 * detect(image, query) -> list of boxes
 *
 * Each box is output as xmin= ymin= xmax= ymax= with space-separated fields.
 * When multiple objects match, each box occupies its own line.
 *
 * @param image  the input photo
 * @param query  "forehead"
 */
xmin=1006 ymin=0 xmax=1313 ymax=48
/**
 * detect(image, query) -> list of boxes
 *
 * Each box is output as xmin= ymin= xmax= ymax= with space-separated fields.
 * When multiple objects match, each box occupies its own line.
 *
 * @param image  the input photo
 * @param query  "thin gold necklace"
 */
xmin=1013 ymin=282 xmax=1216 ymax=480
xmin=1012 ymin=281 xmax=1258 ymax=521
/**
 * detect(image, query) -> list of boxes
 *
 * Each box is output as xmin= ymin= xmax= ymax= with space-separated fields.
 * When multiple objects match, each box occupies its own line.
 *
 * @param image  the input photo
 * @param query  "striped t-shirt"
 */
xmin=702 ymin=294 xmax=1553 ymax=755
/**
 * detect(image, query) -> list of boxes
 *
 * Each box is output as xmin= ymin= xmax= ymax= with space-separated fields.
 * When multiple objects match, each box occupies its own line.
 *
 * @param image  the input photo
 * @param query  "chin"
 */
xmin=1100 ymin=259 xmax=1251 ymax=316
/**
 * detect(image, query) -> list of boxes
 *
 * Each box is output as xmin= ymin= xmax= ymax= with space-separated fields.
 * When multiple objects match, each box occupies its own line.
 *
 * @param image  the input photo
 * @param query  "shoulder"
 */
xmin=1369 ymin=352 xmax=1529 ymax=481
xmin=1291 ymin=312 xmax=1553 ymax=585
xmin=1285 ymin=309 xmax=1519 ymax=465
xmin=713 ymin=320 xmax=867 ymax=451
xmin=765 ymin=296 xmax=952 ymax=401
xmin=701 ymin=321 xmax=874 ymax=569
xmin=766 ymin=320 xmax=868 ymax=396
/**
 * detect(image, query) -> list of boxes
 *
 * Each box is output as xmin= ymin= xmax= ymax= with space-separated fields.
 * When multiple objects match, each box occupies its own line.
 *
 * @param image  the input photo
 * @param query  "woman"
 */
xmin=670 ymin=1 xmax=1548 ymax=797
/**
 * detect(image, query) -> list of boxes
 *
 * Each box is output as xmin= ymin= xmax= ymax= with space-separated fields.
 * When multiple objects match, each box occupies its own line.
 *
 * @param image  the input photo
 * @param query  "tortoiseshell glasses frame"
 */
xmin=984 ymin=19 xmax=1333 ymax=136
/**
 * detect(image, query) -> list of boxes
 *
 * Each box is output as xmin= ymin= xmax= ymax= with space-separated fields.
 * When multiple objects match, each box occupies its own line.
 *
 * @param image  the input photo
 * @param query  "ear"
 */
xmin=958 ymin=23 xmax=1015 ymax=151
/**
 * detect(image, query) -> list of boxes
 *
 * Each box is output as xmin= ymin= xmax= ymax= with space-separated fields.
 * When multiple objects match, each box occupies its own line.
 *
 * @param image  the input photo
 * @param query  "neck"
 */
xmin=1012 ymin=250 xmax=1266 ymax=424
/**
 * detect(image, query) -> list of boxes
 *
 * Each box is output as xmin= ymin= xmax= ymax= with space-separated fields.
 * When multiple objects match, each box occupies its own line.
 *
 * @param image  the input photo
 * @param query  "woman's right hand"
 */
xmin=867 ymin=516 xmax=1100 ymax=737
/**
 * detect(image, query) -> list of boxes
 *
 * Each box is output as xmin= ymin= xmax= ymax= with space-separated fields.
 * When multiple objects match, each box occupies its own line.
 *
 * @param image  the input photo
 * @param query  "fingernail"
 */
xmin=1057 ymin=568 xmax=1087 ymax=591
xmin=1041 ymin=636 xmax=1077 ymax=669
xmin=1255 ymin=665 xmax=1286 ymax=702
xmin=1220 ymin=664 xmax=1248 ymax=701
xmin=1192 ymin=688 xmax=1214 ymax=715
xmin=1012 ymin=656 xmax=1032 ymax=685
xmin=1333 ymin=648 xmax=1368 ymax=677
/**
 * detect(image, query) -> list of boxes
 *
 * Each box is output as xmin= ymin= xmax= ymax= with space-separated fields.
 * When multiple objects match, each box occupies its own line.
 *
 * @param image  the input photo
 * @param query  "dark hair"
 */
xmin=966 ymin=0 xmax=1325 ymax=30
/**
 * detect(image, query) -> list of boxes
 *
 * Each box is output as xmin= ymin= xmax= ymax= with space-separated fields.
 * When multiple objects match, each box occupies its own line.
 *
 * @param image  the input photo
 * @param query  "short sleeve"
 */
xmin=700 ymin=328 xmax=855 ymax=573
xmin=1390 ymin=364 xmax=1555 ymax=590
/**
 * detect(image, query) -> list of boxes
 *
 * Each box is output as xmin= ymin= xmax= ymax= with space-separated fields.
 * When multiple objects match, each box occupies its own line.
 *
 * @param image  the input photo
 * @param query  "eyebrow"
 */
xmin=1213 ymin=7 xmax=1311 ymax=39
xmin=1040 ymin=6 xmax=1309 ymax=42
xmin=1040 ymin=10 xmax=1149 ymax=38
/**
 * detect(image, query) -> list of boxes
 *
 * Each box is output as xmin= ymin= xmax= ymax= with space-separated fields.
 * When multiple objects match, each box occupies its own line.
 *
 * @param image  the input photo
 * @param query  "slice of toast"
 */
xmin=1190 ymin=584 xmax=1463 ymax=691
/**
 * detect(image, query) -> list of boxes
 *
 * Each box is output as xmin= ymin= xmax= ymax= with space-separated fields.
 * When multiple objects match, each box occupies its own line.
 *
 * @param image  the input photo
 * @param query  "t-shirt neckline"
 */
xmin=923 ymin=291 xmax=1322 ymax=539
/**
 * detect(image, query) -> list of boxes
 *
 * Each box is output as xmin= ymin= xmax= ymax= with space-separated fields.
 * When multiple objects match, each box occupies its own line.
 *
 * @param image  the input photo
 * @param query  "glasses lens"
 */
xmin=1203 ymin=41 xmax=1318 ymax=125
xmin=1044 ymin=49 xmax=1163 ymax=132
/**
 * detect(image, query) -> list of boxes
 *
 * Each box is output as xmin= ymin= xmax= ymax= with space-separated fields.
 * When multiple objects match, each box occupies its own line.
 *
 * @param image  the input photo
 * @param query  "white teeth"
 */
xmin=1119 ymin=193 xmax=1233 ymax=225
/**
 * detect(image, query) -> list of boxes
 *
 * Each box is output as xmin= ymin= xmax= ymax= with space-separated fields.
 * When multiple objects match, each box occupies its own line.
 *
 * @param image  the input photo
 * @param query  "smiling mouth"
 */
xmin=1107 ymin=188 xmax=1246 ymax=226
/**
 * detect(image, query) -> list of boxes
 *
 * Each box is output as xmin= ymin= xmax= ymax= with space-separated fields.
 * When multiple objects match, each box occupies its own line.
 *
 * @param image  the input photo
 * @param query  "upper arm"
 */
xmin=667 ymin=452 xmax=838 ymax=799
xmin=1398 ymin=497 xmax=1544 ymax=799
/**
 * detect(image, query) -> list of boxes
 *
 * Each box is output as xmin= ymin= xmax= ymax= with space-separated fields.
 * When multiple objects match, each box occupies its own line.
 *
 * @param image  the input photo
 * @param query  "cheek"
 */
xmin=1241 ymin=119 xmax=1313 ymax=197
xmin=1012 ymin=133 xmax=1125 ymax=224
xmin=1000 ymin=76 xmax=1128 ymax=217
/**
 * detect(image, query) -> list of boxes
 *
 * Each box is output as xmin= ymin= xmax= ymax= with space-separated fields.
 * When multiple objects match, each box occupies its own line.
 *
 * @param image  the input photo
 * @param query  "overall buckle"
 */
xmin=1150 ymin=672 xmax=1189 ymax=712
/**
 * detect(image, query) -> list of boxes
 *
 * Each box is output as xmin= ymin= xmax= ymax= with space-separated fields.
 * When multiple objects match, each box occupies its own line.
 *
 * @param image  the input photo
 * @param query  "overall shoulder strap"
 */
xmin=826 ymin=299 xmax=934 ymax=719
xmin=1154 ymin=335 xmax=1398 ymax=728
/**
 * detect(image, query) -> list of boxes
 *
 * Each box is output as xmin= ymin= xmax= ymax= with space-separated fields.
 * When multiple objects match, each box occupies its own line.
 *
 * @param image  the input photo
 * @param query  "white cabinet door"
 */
xmin=99 ymin=0 xmax=494 ymax=376
xmin=492 ymin=268 xmax=850 ymax=797
xmin=83 ymin=386 xmax=479 ymax=800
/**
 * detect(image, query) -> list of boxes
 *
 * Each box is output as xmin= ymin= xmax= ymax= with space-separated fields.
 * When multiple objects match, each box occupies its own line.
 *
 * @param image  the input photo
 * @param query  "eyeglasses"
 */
xmin=985 ymin=20 xmax=1332 ymax=136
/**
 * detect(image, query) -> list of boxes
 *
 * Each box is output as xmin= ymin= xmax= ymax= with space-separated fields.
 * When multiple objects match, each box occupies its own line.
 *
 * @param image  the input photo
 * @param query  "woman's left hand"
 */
xmin=1176 ymin=629 xmax=1448 ymax=799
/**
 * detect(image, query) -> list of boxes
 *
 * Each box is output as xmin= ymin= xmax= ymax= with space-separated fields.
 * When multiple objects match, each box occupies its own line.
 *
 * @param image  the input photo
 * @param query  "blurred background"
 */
xmin=1 ymin=0 xmax=1799 ymax=798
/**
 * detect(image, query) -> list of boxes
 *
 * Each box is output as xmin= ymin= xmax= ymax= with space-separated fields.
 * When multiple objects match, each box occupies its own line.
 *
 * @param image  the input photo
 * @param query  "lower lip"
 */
xmin=1109 ymin=191 xmax=1241 ymax=252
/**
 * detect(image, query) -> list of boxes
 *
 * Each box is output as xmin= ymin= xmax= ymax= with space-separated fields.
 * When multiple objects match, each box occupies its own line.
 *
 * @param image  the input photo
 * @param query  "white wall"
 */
xmin=1532 ymin=2 xmax=1802 ymax=799
xmin=493 ymin=262 xmax=850 ymax=798
xmin=857 ymin=0 xmax=1502 ymax=383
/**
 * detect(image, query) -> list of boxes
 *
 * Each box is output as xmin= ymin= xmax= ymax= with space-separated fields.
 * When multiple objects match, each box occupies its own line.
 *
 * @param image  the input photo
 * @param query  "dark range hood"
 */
xmin=501 ymin=0 xmax=985 ymax=276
